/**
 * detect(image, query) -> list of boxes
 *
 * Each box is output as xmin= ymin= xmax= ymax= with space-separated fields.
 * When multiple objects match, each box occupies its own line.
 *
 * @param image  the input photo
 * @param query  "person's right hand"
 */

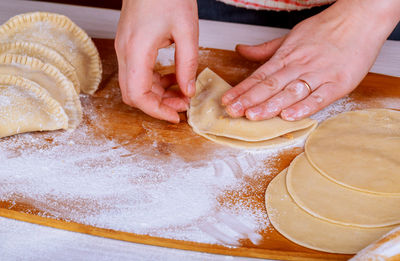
xmin=115 ymin=0 xmax=199 ymax=123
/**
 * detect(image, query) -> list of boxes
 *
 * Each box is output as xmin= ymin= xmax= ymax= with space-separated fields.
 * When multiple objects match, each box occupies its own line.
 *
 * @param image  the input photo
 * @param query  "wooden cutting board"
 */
xmin=0 ymin=39 xmax=399 ymax=261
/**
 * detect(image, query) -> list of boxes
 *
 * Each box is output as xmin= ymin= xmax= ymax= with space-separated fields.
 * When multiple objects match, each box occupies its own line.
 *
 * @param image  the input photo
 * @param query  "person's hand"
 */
xmin=222 ymin=0 xmax=400 ymax=121
xmin=115 ymin=0 xmax=199 ymax=123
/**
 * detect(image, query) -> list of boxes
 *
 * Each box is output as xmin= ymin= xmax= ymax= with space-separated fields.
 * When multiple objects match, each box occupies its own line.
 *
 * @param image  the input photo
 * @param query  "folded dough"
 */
xmin=305 ymin=109 xmax=400 ymax=195
xmin=0 ymin=41 xmax=80 ymax=94
xmin=0 ymin=54 xmax=82 ymax=129
xmin=0 ymin=74 xmax=68 ymax=138
xmin=287 ymin=153 xmax=400 ymax=227
xmin=201 ymin=124 xmax=317 ymax=149
xmin=265 ymin=169 xmax=394 ymax=254
xmin=188 ymin=68 xmax=317 ymax=148
xmin=0 ymin=12 xmax=102 ymax=94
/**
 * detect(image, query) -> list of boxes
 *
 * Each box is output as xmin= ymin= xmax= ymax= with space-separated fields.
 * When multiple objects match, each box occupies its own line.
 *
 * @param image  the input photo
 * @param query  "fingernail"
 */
xmin=247 ymin=107 xmax=262 ymax=120
xmin=229 ymin=100 xmax=243 ymax=114
xmin=187 ymin=79 xmax=195 ymax=96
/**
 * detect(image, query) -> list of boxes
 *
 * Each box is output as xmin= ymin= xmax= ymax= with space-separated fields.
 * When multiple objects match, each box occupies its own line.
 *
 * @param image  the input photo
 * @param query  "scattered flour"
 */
xmin=0 ymin=95 xmax=284 ymax=246
xmin=310 ymin=96 xmax=358 ymax=122
xmin=1 ymin=80 xmax=386 ymax=249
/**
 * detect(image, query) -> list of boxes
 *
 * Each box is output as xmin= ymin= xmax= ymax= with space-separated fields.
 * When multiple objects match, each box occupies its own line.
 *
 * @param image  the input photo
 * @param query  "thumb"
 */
xmin=236 ymin=37 xmax=285 ymax=62
xmin=174 ymin=30 xmax=199 ymax=98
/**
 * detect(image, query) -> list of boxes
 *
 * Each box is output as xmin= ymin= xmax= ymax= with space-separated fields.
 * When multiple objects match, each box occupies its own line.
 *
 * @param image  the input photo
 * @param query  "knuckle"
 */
xmin=114 ymin=38 xmax=121 ymax=51
xmin=258 ymin=77 xmax=279 ymax=91
xmin=334 ymin=71 xmax=352 ymax=86
xmin=263 ymin=100 xmax=281 ymax=114
xmin=249 ymin=71 xmax=268 ymax=82
xmin=286 ymin=82 xmax=304 ymax=96
xmin=287 ymin=81 xmax=310 ymax=97
xmin=184 ymin=55 xmax=198 ymax=71
xmin=122 ymin=95 xmax=137 ymax=107
xmin=310 ymin=93 xmax=324 ymax=104
xmin=239 ymin=97 xmax=252 ymax=108
xmin=273 ymin=45 xmax=294 ymax=65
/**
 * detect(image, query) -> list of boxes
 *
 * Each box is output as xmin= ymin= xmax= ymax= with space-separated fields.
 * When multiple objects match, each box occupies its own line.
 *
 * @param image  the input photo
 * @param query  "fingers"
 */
xmin=174 ymin=26 xmax=199 ymax=98
xmin=236 ymin=37 xmax=285 ymax=62
xmin=221 ymin=59 xmax=285 ymax=106
xmin=163 ymin=97 xmax=189 ymax=112
xmin=224 ymin=66 xmax=303 ymax=118
xmin=151 ymin=74 xmax=189 ymax=112
xmin=245 ymin=79 xmax=312 ymax=120
xmin=136 ymin=91 xmax=181 ymax=123
xmin=281 ymin=82 xmax=345 ymax=121
xmin=244 ymin=72 xmax=324 ymax=120
xmin=122 ymin=40 xmax=181 ymax=123
xmin=122 ymin=38 xmax=157 ymax=105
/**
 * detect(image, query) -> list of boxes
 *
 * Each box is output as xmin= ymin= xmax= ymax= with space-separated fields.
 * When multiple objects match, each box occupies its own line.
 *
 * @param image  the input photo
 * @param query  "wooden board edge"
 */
xmin=0 ymin=208 xmax=348 ymax=261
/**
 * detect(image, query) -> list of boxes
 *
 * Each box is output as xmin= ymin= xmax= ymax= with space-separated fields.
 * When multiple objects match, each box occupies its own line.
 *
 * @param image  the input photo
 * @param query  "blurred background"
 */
xmin=29 ymin=0 xmax=399 ymax=40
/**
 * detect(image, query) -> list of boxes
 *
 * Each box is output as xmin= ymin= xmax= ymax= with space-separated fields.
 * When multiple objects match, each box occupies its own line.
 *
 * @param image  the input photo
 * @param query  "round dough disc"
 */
xmin=305 ymin=109 xmax=400 ymax=195
xmin=287 ymin=153 xmax=400 ymax=227
xmin=265 ymin=169 xmax=394 ymax=254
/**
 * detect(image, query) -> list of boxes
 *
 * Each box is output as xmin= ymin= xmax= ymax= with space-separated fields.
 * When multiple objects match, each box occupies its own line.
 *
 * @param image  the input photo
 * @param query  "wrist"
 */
xmin=335 ymin=0 xmax=400 ymax=36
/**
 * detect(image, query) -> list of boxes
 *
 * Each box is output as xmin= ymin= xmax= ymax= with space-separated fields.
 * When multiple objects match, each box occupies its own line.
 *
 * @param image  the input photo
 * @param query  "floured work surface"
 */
xmin=0 ymin=39 xmax=399 ymax=261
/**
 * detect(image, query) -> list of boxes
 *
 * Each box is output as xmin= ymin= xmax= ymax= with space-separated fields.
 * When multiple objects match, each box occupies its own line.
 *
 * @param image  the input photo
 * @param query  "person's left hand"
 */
xmin=221 ymin=0 xmax=399 ymax=121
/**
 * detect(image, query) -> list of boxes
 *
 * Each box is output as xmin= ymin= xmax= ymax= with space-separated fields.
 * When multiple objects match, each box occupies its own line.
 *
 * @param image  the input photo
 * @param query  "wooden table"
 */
xmin=0 ymin=1 xmax=399 ymax=261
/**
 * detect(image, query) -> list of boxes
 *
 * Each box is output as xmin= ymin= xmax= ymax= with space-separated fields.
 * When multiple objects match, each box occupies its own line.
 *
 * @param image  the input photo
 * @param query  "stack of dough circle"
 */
xmin=0 ymin=12 xmax=102 ymax=137
xmin=188 ymin=68 xmax=318 ymax=149
xmin=305 ymin=109 xmax=400 ymax=194
xmin=265 ymin=109 xmax=400 ymax=254
xmin=265 ymin=169 xmax=395 ymax=254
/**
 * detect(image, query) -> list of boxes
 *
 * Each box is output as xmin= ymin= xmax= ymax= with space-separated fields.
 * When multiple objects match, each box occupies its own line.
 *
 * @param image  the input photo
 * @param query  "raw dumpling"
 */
xmin=0 ymin=12 xmax=102 ymax=94
xmin=0 ymin=54 xmax=82 ymax=129
xmin=0 ymin=74 xmax=68 ymax=138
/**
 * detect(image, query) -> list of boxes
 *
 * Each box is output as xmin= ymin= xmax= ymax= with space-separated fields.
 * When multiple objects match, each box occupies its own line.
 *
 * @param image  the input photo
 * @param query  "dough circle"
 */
xmin=305 ymin=109 xmax=400 ymax=195
xmin=0 ymin=54 xmax=82 ymax=129
xmin=0 ymin=12 xmax=102 ymax=94
xmin=188 ymin=68 xmax=317 ymax=148
xmin=287 ymin=153 xmax=400 ymax=227
xmin=0 ymin=74 xmax=68 ymax=138
xmin=265 ymin=169 xmax=394 ymax=254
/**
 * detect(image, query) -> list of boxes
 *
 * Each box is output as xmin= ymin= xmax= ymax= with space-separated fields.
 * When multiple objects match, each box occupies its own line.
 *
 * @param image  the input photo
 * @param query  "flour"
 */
xmin=310 ymin=96 xmax=358 ymax=122
xmin=0 ymin=94 xmax=286 ymax=246
xmin=1 ymin=84 xmax=382 ymax=247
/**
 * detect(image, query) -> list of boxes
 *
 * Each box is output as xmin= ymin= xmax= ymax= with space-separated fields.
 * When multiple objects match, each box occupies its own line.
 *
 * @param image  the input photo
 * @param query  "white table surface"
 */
xmin=0 ymin=1 xmax=399 ymax=261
